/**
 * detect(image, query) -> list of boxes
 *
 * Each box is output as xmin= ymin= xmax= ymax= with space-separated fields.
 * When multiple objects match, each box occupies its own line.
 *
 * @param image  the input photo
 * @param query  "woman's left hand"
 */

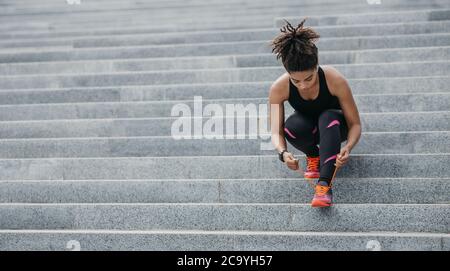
xmin=335 ymin=146 xmax=351 ymax=168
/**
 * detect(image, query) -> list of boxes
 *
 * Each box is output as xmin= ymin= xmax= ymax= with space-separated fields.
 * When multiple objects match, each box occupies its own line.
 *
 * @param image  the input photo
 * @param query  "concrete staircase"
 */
xmin=0 ymin=0 xmax=449 ymax=251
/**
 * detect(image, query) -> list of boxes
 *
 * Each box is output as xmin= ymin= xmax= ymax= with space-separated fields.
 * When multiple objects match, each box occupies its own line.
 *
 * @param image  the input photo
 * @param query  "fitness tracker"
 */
xmin=278 ymin=149 xmax=288 ymax=162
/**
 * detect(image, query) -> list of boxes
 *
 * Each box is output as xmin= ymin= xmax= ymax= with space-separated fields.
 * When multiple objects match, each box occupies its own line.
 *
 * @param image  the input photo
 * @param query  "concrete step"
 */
xmin=2 ymin=7 xmax=448 ymax=40
xmin=0 ymin=61 xmax=448 ymax=90
xmin=1 ymin=2 xmax=333 ymax=19
xmin=1 ymin=92 xmax=448 ymax=121
xmin=2 ymin=2 xmax=449 ymax=36
xmin=0 ymin=5 xmax=398 ymax=32
xmin=2 ymin=0 xmax=290 ymax=5
xmin=0 ymin=177 xmax=448 ymax=204
xmin=1 ymin=111 xmax=448 ymax=139
xmin=0 ymin=203 xmax=447 ymax=233
xmin=0 ymin=76 xmax=448 ymax=104
xmin=74 ymin=21 xmax=450 ymax=48
xmin=3 ymin=0 xmax=445 ymax=14
xmin=275 ymin=8 xmax=450 ymax=27
xmin=2 ymin=0 xmax=287 ymax=6
xmin=1 ymin=0 xmax=268 ymax=15
xmin=0 ymin=154 xmax=449 ymax=180
xmin=0 ymin=230 xmax=447 ymax=251
xmin=2 ymin=1 xmax=448 ymax=27
xmin=0 ymin=22 xmax=50 ymax=33
xmin=1 ymin=46 xmax=449 ymax=76
xmin=0 ymin=131 xmax=447 ymax=159
xmin=2 ymin=20 xmax=449 ymax=50
xmin=0 ymin=33 xmax=448 ymax=64
xmin=2 ymin=0 xmax=386 ymax=17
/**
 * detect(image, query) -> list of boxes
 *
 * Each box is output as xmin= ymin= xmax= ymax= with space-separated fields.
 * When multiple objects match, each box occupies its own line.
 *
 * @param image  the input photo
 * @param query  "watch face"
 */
xmin=279 ymin=151 xmax=285 ymax=162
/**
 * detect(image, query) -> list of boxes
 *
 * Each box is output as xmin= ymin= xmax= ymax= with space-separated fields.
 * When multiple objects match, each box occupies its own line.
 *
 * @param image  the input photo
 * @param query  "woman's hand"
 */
xmin=283 ymin=152 xmax=299 ymax=170
xmin=335 ymin=145 xmax=351 ymax=168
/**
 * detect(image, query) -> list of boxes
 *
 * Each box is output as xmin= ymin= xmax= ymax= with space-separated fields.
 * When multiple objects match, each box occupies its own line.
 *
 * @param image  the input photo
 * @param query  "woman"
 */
xmin=269 ymin=19 xmax=362 ymax=207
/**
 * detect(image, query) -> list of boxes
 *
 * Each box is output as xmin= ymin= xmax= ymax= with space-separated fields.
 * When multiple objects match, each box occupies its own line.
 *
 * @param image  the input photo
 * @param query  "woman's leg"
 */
xmin=283 ymin=111 xmax=319 ymax=157
xmin=316 ymin=109 xmax=349 ymax=185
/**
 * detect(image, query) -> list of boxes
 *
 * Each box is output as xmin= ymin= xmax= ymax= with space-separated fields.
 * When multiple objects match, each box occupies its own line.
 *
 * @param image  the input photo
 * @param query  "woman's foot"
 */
xmin=311 ymin=183 xmax=332 ymax=207
xmin=304 ymin=156 xmax=320 ymax=179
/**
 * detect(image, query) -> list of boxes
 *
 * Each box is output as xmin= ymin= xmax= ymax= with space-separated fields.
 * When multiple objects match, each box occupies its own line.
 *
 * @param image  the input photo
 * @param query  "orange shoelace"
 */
xmin=315 ymin=185 xmax=330 ymax=196
xmin=306 ymin=157 xmax=320 ymax=171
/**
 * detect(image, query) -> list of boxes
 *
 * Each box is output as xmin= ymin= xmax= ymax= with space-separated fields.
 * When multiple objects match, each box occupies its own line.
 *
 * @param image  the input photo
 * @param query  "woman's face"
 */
xmin=289 ymin=67 xmax=318 ymax=92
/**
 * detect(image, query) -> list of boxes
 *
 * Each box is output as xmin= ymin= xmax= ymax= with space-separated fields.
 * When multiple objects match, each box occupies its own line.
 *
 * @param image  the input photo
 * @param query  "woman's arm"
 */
xmin=327 ymin=67 xmax=362 ymax=152
xmin=268 ymin=77 xmax=300 ymax=170
xmin=325 ymin=66 xmax=362 ymax=168
xmin=268 ymin=82 xmax=287 ymax=153
xmin=337 ymin=81 xmax=362 ymax=152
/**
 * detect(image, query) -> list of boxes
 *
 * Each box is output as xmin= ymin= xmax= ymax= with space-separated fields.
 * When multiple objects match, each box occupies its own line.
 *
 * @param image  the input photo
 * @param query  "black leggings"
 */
xmin=283 ymin=109 xmax=349 ymax=183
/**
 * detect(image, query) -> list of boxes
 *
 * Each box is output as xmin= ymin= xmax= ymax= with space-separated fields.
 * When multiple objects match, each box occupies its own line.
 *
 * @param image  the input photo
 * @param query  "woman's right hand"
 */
xmin=283 ymin=152 xmax=299 ymax=170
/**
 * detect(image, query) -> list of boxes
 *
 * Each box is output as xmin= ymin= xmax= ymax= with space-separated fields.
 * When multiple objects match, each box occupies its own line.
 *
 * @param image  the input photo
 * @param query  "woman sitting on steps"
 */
xmin=269 ymin=19 xmax=362 ymax=207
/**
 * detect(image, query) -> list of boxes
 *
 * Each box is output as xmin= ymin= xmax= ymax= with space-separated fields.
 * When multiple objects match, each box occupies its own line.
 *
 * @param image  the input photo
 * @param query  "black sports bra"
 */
xmin=287 ymin=66 xmax=342 ymax=118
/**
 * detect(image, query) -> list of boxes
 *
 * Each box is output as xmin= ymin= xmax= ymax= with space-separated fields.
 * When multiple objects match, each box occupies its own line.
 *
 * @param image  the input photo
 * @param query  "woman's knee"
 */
xmin=318 ymin=109 xmax=344 ymax=129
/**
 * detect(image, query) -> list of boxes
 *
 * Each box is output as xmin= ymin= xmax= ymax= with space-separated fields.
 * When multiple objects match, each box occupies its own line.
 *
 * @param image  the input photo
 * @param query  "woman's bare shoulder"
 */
xmin=321 ymin=65 xmax=349 ymax=95
xmin=269 ymin=72 xmax=290 ymax=102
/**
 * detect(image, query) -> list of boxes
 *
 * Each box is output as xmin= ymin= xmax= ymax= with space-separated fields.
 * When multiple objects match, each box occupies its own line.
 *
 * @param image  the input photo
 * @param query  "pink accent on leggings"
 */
xmin=284 ymin=128 xmax=296 ymax=139
xmin=327 ymin=120 xmax=340 ymax=128
xmin=324 ymin=155 xmax=337 ymax=164
xmin=312 ymin=126 xmax=317 ymax=134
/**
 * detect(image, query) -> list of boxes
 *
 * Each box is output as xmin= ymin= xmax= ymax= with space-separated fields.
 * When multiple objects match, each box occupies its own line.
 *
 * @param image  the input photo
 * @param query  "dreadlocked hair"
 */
xmin=271 ymin=18 xmax=320 ymax=72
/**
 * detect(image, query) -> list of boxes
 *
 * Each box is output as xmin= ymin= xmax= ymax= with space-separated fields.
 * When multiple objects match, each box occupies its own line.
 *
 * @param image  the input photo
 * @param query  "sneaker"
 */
xmin=304 ymin=156 xmax=320 ymax=179
xmin=311 ymin=184 xmax=333 ymax=207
